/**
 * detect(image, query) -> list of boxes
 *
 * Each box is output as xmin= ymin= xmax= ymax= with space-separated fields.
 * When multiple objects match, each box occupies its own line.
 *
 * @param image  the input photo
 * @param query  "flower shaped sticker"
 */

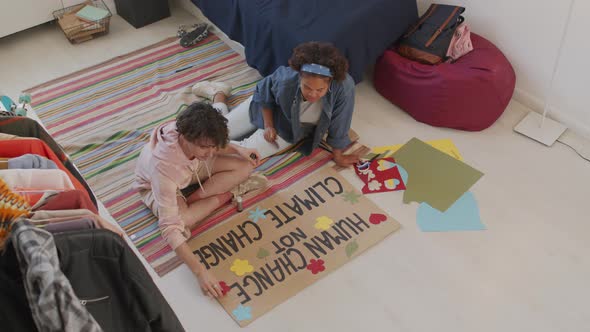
xmin=230 ymin=259 xmax=254 ymax=276
xmin=368 ymin=180 xmax=382 ymax=191
xmin=232 ymin=304 xmax=252 ymax=322
xmin=307 ymin=259 xmax=326 ymax=274
xmin=314 ymin=216 xmax=333 ymax=230
xmin=359 ymin=168 xmax=376 ymax=180
xmin=342 ymin=190 xmax=361 ymax=204
xmin=248 ymin=206 xmax=267 ymax=223
xmin=219 ymin=281 xmax=231 ymax=296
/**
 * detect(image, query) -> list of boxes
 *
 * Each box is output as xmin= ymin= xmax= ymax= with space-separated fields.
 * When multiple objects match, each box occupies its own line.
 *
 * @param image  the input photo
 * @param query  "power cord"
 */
xmin=557 ymin=130 xmax=590 ymax=162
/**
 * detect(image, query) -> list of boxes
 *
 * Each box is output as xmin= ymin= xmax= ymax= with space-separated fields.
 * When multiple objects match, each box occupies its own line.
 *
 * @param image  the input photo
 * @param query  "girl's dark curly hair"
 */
xmin=176 ymin=101 xmax=229 ymax=148
xmin=288 ymin=42 xmax=349 ymax=82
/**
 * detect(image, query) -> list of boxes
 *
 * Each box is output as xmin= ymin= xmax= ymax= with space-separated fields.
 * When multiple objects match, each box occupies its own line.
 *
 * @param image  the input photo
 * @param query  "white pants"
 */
xmin=213 ymin=96 xmax=292 ymax=158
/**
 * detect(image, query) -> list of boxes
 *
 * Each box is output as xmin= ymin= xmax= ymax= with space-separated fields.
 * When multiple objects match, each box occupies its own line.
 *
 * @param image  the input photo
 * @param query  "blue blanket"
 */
xmin=192 ymin=0 xmax=418 ymax=83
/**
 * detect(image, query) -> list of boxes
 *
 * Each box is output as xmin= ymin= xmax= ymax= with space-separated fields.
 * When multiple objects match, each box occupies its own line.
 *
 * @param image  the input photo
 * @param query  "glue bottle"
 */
xmin=236 ymin=195 xmax=243 ymax=212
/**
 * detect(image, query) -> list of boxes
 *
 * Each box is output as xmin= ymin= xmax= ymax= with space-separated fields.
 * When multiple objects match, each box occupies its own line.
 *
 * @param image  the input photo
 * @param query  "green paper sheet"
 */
xmin=392 ymin=138 xmax=483 ymax=212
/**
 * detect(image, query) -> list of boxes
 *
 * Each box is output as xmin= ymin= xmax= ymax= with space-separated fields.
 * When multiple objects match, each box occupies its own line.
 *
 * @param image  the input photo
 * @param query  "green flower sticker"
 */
xmin=342 ymin=190 xmax=361 ymax=204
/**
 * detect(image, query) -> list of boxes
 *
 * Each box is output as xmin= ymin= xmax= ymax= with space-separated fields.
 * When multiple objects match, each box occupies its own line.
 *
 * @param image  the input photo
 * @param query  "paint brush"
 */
xmin=368 ymin=153 xmax=380 ymax=163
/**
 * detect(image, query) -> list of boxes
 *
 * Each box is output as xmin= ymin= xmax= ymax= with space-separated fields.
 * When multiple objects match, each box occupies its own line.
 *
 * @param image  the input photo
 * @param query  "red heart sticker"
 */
xmin=219 ymin=281 xmax=231 ymax=296
xmin=369 ymin=213 xmax=387 ymax=225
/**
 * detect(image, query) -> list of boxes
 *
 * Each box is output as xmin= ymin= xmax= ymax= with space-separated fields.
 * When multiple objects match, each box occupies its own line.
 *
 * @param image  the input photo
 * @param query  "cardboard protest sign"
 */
xmin=188 ymin=165 xmax=401 ymax=326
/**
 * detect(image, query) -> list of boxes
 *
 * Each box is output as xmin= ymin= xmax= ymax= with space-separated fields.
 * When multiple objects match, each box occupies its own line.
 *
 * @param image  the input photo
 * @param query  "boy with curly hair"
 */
xmin=134 ymin=102 xmax=266 ymax=298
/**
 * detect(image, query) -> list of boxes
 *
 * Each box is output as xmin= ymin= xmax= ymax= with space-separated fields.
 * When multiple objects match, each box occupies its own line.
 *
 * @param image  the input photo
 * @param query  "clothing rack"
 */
xmin=0 ymin=114 xmax=184 ymax=331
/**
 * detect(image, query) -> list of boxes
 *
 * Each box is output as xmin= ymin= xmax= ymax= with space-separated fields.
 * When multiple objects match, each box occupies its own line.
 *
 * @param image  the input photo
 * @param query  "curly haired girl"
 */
xmin=192 ymin=41 xmax=360 ymax=167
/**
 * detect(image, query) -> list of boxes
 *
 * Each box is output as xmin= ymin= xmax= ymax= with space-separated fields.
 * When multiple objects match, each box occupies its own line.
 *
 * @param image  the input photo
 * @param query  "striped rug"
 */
xmin=25 ymin=35 xmax=333 ymax=276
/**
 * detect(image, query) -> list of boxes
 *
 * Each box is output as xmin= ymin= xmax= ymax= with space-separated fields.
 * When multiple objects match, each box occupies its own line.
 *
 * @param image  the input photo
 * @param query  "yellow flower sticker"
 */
xmin=230 ymin=259 xmax=254 ymax=276
xmin=314 ymin=216 xmax=334 ymax=230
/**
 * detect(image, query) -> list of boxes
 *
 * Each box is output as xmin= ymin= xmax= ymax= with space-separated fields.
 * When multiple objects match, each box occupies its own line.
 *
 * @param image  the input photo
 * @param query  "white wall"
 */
xmin=0 ymin=0 xmax=117 ymax=38
xmin=417 ymin=0 xmax=590 ymax=137
xmin=104 ymin=0 xmax=117 ymax=13
xmin=548 ymin=0 xmax=589 ymax=137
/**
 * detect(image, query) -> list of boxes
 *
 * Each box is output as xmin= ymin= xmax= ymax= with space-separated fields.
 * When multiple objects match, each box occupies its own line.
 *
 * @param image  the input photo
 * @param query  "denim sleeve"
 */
xmin=252 ymin=73 xmax=278 ymax=110
xmin=326 ymin=76 xmax=355 ymax=150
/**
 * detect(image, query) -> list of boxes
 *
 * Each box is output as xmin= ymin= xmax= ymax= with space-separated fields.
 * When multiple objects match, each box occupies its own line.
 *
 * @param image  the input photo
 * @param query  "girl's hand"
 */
xmin=264 ymin=127 xmax=277 ymax=143
xmin=334 ymin=152 xmax=360 ymax=167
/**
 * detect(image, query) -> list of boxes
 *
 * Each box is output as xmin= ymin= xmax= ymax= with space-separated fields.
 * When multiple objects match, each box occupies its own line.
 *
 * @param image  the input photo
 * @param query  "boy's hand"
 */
xmin=195 ymin=269 xmax=224 ymax=298
xmin=237 ymin=147 xmax=261 ymax=166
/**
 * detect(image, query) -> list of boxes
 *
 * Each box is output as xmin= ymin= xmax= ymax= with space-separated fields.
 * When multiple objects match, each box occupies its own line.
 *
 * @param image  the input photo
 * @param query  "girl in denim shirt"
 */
xmin=192 ymin=42 xmax=360 ymax=167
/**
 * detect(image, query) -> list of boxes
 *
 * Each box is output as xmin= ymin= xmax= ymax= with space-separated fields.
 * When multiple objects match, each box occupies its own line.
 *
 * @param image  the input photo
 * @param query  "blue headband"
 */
xmin=301 ymin=63 xmax=333 ymax=78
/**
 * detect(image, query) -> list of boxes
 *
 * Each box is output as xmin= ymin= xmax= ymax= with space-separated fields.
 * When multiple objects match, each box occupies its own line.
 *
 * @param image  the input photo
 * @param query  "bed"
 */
xmin=191 ymin=0 xmax=418 ymax=83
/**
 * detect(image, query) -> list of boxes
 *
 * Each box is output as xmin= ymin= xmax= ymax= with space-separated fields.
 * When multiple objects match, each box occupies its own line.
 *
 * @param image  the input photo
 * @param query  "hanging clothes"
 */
xmin=10 ymin=219 xmax=102 ymax=332
xmin=0 ymin=116 xmax=97 ymax=206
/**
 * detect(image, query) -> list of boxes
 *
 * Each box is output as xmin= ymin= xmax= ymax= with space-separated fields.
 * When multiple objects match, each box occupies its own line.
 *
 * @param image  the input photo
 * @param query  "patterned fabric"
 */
xmin=25 ymin=34 xmax=333 ymax=276
xmin=0 ymin=110 xmax=16 ymax=117
xmin=11 ymin=219 xmax=102 ymax=332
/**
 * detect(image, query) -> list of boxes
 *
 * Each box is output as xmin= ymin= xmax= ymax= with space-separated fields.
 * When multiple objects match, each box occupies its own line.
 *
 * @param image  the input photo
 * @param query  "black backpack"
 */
xmin=398 ymin=4 xmax=465 ymax=64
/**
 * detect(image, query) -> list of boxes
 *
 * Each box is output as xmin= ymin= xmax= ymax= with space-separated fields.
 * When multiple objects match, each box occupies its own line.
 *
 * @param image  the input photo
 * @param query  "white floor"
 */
xmin=2 ymin=6 xmax=590 ymax=332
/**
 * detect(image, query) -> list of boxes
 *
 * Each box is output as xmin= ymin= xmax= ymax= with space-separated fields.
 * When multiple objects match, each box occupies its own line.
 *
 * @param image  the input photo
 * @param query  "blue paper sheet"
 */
xmin=416 ymin=192 xmax=485 ymax=232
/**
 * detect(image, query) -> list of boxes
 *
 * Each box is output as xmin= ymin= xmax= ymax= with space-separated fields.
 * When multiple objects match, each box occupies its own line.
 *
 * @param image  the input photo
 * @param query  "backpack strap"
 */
xmin=403 ymin=4 xmax=438 ymax=38
xmin=425 ymin=6 xmax=461 ymax=47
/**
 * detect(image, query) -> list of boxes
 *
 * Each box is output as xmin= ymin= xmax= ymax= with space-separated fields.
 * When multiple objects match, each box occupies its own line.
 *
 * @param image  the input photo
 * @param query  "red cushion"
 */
xmin=374 ymin=33 xmax=516 ymax=131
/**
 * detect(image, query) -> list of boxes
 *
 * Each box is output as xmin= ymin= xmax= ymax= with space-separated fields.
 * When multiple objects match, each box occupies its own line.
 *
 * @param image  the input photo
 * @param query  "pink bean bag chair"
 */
xmin=374 ymin=33 xmax=515 ymax=131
